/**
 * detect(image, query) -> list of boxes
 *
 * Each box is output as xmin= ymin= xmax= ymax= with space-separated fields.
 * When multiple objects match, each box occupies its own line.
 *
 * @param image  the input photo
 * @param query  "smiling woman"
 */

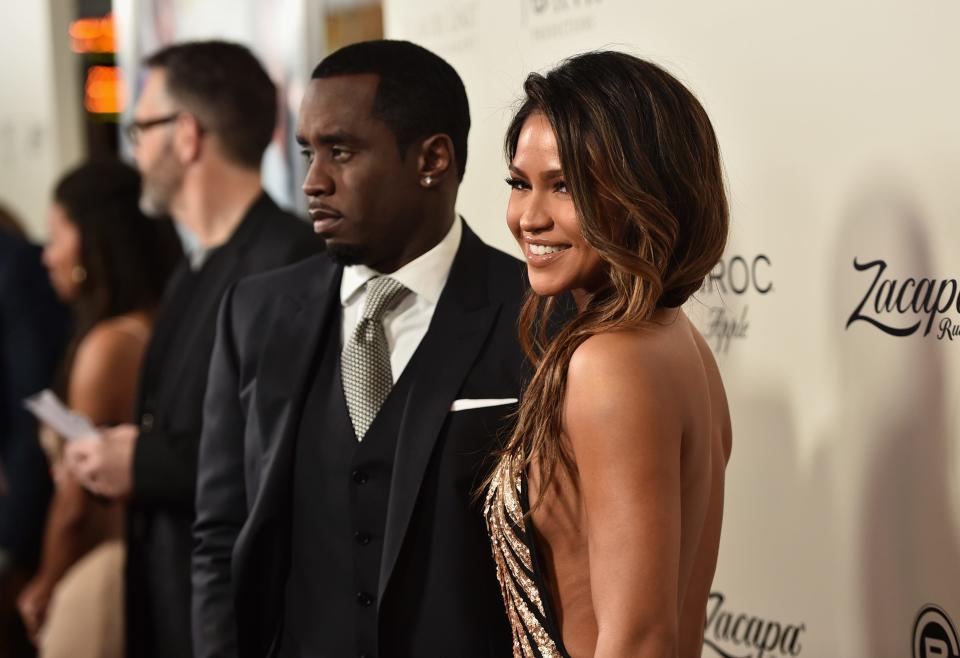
xmin=484 ymin=51 xmax=733 ymax=658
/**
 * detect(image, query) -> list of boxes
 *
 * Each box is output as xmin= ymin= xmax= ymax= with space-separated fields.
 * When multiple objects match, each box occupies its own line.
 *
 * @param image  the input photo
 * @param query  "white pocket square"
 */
xmin=449 ymin=398 xmax=518 ymax=412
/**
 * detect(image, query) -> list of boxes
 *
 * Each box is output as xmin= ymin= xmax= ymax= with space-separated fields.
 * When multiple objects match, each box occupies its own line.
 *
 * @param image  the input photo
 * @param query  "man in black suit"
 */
xmin=192 ymin=41 xmax=522 ymax=658
xmin=65 ymin=42 xmax=322 ymax=658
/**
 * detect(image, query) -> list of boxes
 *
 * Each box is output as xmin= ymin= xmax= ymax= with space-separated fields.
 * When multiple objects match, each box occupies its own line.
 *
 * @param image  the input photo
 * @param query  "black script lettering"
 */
xmin=919 ymin=279 xmax=956 ymax=335
xmin=731 ymin=614 xmax=748 ymax=645
xmin=896 ymin=278 xmax=917 ymax=313
xmin=874 ymin=277 xmax=896 ymax=314
xmin=706 ymin=592 xmax=724 ymax=628
xmin=703 ymin=592 xmax=805 ymax=658
xmin=847 ymin=258 xmax=921 ymax=336
xmin=746 ymin=617 xmax=764 ymax=648
xmin=785 ymin=623 xmax=805 ymax=656
xmin=912 ymin=278 xmax=935 ymax=315
xmin=938 ymin=317 xmax=960 ymax=341
xmin=934 ymin=279 xmax=959 ymax=318
xmin=716 ymin=612 xmax=733 ymax=641
xmin=759 ymin=621 xmax=783 ymax=658
xmin=707 ymin=306 xmax=749 ymax=353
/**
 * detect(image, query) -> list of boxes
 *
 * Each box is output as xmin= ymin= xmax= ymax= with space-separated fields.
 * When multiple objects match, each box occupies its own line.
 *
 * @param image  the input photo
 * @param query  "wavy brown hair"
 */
xmin=499 ymin=51 xmax=729 ymax=499
xmin=51 ymin=160 xmax=182 ymax=396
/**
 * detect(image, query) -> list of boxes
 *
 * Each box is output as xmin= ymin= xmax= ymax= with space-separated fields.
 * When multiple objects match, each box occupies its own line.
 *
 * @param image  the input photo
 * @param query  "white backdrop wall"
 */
xmin=0 ymin=0 xmax=83 ymax=239
xmin=384 ymin=2 xmax=960 ymax=656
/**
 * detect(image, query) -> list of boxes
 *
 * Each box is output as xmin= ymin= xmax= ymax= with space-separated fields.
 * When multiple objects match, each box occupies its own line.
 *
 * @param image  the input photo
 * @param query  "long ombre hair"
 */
xmin=500 ymin=52 xmax=729 ymax=498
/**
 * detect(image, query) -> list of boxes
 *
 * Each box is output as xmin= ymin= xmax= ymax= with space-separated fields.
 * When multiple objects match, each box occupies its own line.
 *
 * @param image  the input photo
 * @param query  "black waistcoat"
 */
xmin=279 ymin=308 xmax=417 ymax=658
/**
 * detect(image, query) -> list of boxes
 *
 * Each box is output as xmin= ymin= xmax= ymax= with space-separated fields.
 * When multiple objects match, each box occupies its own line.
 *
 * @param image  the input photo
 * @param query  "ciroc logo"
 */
xmin=914 ymin=604 xmax=959 ymax=658
xmin=697 ymin=254 xmax=773 ymax=353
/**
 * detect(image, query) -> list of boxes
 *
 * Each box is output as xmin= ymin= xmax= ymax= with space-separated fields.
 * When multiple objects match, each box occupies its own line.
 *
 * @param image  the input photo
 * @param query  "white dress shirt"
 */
xmin=339 ymin=217 xmax=462 ymax=383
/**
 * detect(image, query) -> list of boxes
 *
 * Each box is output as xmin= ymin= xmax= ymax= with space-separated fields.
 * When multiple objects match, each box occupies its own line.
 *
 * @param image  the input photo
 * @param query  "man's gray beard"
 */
xmin=139 ymin=141 xmax=181 ymax=219
xmin=139 ymin=189 xmax=167 ymax=218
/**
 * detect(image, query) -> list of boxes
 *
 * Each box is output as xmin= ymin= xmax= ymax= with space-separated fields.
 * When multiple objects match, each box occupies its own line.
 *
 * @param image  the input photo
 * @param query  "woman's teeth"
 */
xmin=529 ymin=244 xmax=569 ymax=256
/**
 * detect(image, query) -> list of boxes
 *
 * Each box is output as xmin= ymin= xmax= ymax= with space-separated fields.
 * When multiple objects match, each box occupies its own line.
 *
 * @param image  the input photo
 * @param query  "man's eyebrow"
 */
xmin=297 ymin=129 xmax=358 ymax=147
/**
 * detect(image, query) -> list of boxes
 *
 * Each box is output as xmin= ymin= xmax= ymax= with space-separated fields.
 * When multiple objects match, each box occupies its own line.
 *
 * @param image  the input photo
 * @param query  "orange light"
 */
xmin=70 ymin=13 xmax=116 ymax=54
xmin=85 ymin=66 xmax=124 ymax=114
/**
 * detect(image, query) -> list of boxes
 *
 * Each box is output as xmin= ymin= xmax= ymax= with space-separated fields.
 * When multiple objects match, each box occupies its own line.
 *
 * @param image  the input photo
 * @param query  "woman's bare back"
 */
xmin=529 ymin=309 xmax=732 ymax=657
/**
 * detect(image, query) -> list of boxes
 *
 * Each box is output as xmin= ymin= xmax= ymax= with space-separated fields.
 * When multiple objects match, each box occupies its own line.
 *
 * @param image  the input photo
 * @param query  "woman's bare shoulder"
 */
xmin=76 ymin=316 xmax=149 ymax=363
xmin=565 ymin=328 xmax=684 ymax=449
xmin=71 ymin=315 xmax=151 ymax=393
xmin=567 ymin=316 xmax=690 ymax=394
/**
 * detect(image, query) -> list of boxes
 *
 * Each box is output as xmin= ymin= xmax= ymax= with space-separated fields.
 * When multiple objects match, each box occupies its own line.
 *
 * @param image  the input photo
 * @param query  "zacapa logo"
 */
xmin=703 ymin=592 xmax=805 ymax=658
xmin=913 ymin=604 xmax=959 ymax=658
xmin=521 ymin=0 xmax=601 ymax=40
xmin=846 ymin=258 xmax=960 ymax=340
xmin=698 ymin=254 xmax=773 ymax=354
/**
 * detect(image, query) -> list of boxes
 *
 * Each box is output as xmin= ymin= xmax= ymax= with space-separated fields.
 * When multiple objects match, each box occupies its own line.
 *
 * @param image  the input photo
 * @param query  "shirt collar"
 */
xmin=340 ymin=216 xmax=463 ymax=307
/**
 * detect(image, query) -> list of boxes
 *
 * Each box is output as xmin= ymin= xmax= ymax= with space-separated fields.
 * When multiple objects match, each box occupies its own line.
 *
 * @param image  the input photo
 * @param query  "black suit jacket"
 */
xmin=127 ymin=194 xmax=322 ymax=658
xmin=193 ymin=222 xmax=526 ymax=658
xmin=0 ymin=233 xmax=68 ymax=569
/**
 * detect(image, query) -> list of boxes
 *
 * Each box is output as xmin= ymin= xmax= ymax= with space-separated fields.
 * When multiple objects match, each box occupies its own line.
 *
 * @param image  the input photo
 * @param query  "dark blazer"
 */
xmin=193 ymin=222 xmax=526 ymax=658
xmin=127 ymin=194 xmax=322 ymax=658
xmin=0 ymin=233 xmax=68 ymax=569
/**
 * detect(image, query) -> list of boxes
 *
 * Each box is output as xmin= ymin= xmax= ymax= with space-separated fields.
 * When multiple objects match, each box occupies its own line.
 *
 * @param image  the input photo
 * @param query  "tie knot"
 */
xmin=361 ymin=276 xmax=409 ymax=322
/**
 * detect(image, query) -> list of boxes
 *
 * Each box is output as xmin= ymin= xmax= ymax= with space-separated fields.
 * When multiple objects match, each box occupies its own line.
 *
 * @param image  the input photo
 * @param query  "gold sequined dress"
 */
xmin=484 ymin=456 xmax=572 ymax=658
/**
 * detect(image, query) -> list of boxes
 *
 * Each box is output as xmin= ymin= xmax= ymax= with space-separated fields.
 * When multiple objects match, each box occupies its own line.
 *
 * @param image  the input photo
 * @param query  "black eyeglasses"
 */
xmin=123 ymin=113 xmax=181 ymax=145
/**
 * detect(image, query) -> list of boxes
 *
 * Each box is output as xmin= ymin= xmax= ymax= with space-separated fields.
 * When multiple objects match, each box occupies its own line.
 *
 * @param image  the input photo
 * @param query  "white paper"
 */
xmin=23 ymin=389 xmax=98 ymax=442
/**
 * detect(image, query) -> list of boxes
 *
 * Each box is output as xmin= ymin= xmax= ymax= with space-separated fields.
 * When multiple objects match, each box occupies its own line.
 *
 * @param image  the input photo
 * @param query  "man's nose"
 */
xmin=303 ymin=162 xmax=334 ymax=197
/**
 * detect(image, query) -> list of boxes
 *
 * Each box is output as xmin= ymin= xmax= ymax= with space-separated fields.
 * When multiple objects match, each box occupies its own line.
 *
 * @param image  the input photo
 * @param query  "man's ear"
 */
xmin=172 ymin=113 xmax=204 ymax=164
xmin=416 ymin=133 xmax=455 ymax=187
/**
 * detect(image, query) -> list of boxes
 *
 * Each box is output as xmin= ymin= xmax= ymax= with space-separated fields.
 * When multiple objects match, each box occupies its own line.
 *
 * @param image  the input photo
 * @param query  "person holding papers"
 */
xmin=17 ymin=161 xmax=179 ymax=658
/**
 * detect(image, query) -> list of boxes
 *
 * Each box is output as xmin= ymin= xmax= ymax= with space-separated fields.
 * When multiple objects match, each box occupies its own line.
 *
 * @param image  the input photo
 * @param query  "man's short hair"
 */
xmin=312 ymin=40 xmax=471 ymax=181
xmin=145 ymin=41 xmax=277 ymax=169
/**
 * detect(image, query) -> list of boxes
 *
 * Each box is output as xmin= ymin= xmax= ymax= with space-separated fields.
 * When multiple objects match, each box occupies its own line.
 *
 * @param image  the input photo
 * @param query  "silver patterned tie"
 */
xmin=341 ymin=276 xmax=410 ymax=440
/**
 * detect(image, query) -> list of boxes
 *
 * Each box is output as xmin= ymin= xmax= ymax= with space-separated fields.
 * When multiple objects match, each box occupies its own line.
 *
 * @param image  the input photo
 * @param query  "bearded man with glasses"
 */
xmin=64 ymin=41 xmax=322 ymax=658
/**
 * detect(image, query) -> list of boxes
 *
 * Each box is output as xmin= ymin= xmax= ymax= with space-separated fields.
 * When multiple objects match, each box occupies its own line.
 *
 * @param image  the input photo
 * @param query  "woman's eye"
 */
xmin=505 ymin=177 xmax=529 ymax=191
xmin=554 ymin=181 xmax=569 ymax=194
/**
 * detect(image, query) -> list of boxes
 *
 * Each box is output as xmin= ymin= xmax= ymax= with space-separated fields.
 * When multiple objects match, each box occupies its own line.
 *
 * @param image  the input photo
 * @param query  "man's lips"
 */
xmin=308 ymin=206 xmax=343 ymax=234
xmin=308 ymin=205 xmax=341 ymax=220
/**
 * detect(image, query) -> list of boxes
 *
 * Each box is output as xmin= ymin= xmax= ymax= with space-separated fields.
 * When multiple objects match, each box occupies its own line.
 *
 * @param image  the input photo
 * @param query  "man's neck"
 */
xmin=172 ymin=164 xmax=263 ymax=248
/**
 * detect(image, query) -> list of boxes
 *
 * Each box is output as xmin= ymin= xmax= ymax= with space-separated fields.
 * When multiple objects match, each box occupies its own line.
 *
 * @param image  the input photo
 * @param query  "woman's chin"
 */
xmin=528 ymin=276 xmax=568 ymax=299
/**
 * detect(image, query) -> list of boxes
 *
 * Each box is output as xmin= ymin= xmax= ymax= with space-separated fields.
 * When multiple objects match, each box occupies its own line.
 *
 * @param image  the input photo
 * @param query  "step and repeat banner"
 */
xmin=384 ymin=1 xmax=960 ymax=656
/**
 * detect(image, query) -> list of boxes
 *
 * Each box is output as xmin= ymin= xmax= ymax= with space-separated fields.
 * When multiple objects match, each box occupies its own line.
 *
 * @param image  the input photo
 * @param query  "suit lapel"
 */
xmin=242 ymin=259 xmax=342 ymax=531
xmin=378 ymin=226 xmax=502 ymax=604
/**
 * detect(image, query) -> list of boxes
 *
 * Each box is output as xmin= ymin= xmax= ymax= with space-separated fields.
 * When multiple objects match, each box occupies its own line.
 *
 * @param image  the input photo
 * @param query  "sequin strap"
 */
xmin=484 ymin=457 xmax=565 ymax=658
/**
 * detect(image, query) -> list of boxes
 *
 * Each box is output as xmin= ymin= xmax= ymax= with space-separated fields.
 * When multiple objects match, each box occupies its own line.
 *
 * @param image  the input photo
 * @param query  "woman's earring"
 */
xmin=71 ymin=266 xmax=87 ymax=284
xmin=421 ymin=175 xmax=433 ymax=187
